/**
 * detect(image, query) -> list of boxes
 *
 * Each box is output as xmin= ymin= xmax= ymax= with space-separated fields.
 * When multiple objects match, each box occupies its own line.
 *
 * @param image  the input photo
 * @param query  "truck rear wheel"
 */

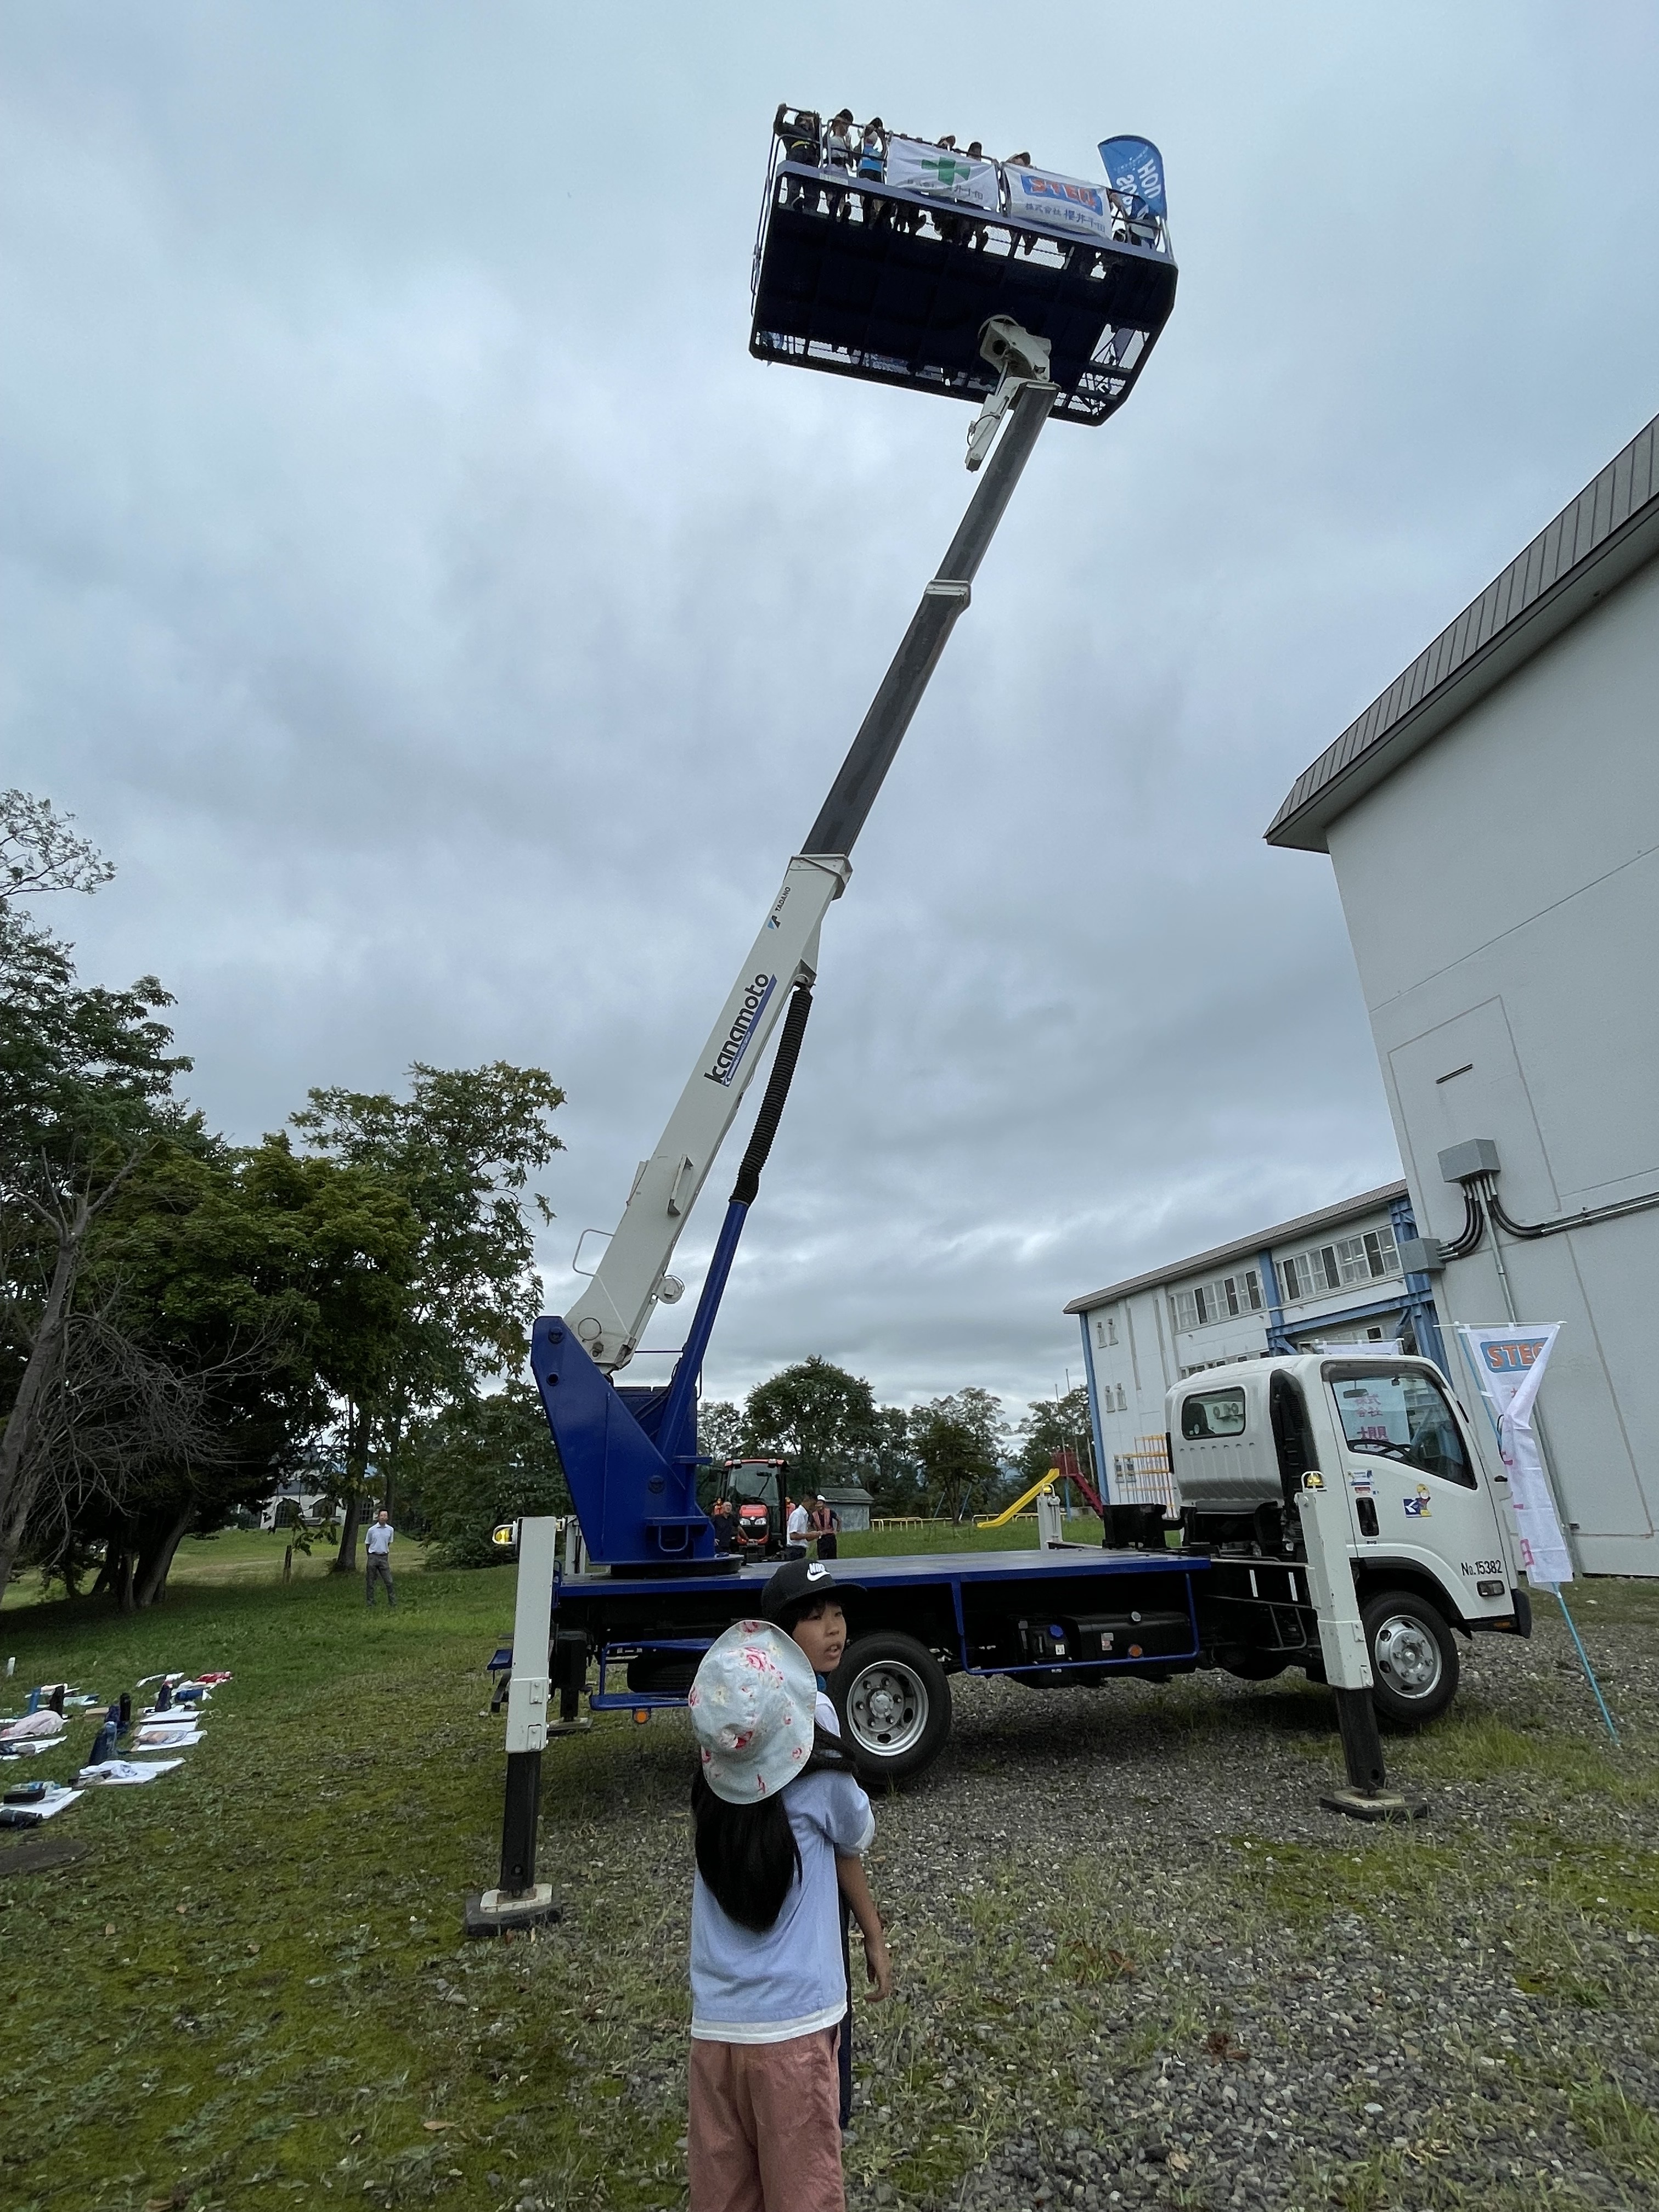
xmin=1362 ymin=1590 xmax=1458 ymax=1728
xmin=833 ymin=1633 xmax=952 ymax=1784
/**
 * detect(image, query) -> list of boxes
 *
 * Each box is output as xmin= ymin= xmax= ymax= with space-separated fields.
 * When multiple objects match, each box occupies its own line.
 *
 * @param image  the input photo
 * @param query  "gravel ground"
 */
xmin=492 ymin=1587 xmax=1656 ymax=2212
xmin=831 ymin=1594 xmax=1659 ymax=2212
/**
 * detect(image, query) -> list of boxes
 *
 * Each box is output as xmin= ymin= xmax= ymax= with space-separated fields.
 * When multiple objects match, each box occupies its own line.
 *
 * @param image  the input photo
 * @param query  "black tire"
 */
xmin=832 ymin=1632 xmax=952 ymax=1784
xmin=1362 ymin=1589 xmax=1459 ymax=1728
xmin=1220 ymin=1651 xmax=1288 ymax=1681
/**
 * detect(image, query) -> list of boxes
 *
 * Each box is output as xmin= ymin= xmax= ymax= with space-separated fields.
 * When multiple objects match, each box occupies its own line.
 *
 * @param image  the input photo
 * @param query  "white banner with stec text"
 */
xmin=1004 ymin=163 xmax=1113 ymax=244
xmin=1455 ymin=1323 xmax=1572 ymax=1585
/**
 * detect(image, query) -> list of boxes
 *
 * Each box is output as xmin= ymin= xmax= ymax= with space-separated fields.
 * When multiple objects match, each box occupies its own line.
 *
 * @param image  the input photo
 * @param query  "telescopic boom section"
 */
xmin=560 ymin=364 xmax=1056 ymax=1378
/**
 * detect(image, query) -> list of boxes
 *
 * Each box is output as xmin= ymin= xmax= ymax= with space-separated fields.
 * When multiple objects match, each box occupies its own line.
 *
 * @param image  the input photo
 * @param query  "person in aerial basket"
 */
xmin=685 ymin=1622 xmax=891 ymax=2212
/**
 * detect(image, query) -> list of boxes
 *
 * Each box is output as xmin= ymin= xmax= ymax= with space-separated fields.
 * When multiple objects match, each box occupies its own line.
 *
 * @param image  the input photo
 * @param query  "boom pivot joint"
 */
xmin=966 ymin=317 xmax=1055 ymax=472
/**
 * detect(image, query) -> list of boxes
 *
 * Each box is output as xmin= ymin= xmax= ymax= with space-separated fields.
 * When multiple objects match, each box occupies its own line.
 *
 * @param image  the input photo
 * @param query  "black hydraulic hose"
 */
xmin=1485 ymin=1173 xmax=1659 ymax=1242
xmin=729 ymin=983 xmax=814 ymax=1204
xmin=1441 ymin=1182 xmax=1487 ymax=1260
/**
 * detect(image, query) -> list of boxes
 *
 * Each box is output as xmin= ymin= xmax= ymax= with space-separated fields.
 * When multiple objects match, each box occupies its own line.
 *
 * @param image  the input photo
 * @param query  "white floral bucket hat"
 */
xmin=687 ymin=1621 xmax=817 ymax=1802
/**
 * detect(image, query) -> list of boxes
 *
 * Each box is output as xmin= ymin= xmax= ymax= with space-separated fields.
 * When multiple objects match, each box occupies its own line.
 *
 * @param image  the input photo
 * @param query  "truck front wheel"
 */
xmin=833 ymin=1633 xmax=952 ymax=1784
xmin=1362 ymin=1590 xmax=1459 ymax=1728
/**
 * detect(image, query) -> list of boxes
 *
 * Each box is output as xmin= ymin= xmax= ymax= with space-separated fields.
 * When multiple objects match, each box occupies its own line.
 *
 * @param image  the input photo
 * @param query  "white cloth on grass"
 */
xmin=690 ymin=1767 xmax=874 ymax=2045
xmin=0 ymin=1711 xmax=67 ymax=1741
xmin=133 ymin=1723 xmax=204 ymax=1747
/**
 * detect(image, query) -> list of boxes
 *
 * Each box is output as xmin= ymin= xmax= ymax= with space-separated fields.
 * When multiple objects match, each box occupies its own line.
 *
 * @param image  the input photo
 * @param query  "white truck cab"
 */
xmin=1166 ymin=1352 xmax=1525 ymax=1724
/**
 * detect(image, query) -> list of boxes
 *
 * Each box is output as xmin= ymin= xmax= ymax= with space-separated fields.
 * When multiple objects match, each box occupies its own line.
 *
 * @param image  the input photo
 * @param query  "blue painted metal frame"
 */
xmin=554 ymin=1545 xmax=1210 ymax=1705
xmin=1077 ymin=1310 xmax=1114 ymax=1509
xmin=532 ymin=1316 xmax=719 ymax=1568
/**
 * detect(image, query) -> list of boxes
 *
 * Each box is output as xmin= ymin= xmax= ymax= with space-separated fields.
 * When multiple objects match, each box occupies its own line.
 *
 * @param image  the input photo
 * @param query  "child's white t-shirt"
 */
xmin=690 ymin=1768 xmax=873 ymax=2043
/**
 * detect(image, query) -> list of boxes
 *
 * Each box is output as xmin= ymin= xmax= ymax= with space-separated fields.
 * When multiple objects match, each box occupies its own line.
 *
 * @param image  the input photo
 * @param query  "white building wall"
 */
xmin=1325 ymin=552 xmax=1659 ymax=1573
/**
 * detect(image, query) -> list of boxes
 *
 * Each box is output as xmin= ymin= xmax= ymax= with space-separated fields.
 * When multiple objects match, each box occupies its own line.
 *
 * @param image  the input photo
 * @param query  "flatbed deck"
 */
xmin=553 ymin=1544 xmax=1214 ymax=1711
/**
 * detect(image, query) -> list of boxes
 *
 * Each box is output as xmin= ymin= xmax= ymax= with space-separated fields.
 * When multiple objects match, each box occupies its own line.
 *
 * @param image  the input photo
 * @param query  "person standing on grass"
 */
xmin=785 ymin=1494 xmax=811 ymax=1559
xmin=764 ymin=1558 xmax=862 ymax=2132
xmin=364 ymin=1509 xmax=395 ymax=1608
xmin=809 ymin=1494 xmax=839 ymax=1561
xmin=686 ymin=1621 xmax=891 ymax=2212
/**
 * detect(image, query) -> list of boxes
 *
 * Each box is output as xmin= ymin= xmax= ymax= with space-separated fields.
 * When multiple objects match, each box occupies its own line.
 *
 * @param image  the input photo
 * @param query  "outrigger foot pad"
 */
xmin=464 ymin=1883 xmax=562 ymax=1939
xmin=1319 ymin=1788 xmax=1428 ymax=1824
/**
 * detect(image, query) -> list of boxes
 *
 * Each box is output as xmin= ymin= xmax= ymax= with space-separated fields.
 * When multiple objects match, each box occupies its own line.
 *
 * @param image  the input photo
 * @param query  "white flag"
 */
xmin=884 ymin=138 xmax=1000 ymax=210
xmin=1455 ymin=1324 xmax=1571 ymax=1586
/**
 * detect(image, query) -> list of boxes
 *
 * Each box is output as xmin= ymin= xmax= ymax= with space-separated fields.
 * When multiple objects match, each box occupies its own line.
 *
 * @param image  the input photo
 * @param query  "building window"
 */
xmin=1094 ymin=1312 xmax=1119 ymax=1350
xmin=1279 ymin=1225 xmax=1398 ymax=1305
xmin=1172 ymin=1268 xmax=1263 ymax=1334
xmin=1116 ymin=1384 xmax=1127 ymax=1412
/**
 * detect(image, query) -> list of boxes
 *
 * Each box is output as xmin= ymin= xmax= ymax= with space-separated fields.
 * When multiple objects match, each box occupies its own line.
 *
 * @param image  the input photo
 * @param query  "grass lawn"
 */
xmin=1 ymin=1530 xmax=431 ymax=1611
xmin=2 ymin=1557 xmax=1655 ymax=2212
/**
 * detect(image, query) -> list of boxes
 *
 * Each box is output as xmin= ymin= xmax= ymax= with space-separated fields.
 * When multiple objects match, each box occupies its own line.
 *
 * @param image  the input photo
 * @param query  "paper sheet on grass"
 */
xmin=0 ymin=1787 xmax=82 ymax=1825
xmin=133 ymin=1724 xmax=204 ymax=1747
xmin=77 ymin=1759 xmax=185 ymax=1785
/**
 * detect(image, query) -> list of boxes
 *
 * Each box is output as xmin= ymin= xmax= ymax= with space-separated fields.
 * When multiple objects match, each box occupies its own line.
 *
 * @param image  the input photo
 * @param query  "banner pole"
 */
xmin=1548 ymin=1586 xmax=1621 ymax=1746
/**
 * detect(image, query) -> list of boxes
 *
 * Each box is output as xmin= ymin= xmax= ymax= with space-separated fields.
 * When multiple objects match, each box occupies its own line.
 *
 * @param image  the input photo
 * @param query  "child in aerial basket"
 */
xmin=685 ymin=1621 xmax=891 ymax=2212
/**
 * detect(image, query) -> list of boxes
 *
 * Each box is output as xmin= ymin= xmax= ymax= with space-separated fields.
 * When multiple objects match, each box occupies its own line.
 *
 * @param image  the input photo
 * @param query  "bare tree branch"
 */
xmin=0 ymin=790 xmax=115 ymax=903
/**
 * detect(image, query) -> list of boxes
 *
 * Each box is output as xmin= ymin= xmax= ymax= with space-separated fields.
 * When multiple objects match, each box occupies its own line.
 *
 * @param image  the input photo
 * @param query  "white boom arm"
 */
xmin=563 ymin=341 xmax=1058 ymax=1374
xmin=564 ymin=852 xmax=849 ymax=1370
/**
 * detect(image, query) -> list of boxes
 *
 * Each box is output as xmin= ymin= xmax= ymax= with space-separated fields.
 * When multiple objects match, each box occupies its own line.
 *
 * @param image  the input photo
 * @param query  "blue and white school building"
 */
xmin=1066 ymin=1182 xmax=1443 ymax=1496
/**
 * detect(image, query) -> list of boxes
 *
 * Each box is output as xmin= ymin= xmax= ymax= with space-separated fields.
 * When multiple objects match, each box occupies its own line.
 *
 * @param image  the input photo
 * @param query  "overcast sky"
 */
xmin=4 ymin=3 xmax=1656 ymax=1419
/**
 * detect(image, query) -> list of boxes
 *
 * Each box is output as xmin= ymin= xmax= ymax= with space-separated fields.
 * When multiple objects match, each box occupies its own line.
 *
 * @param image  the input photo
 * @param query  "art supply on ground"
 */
xmin=133 ymin=1722 xmax=204 ymax=1748
xmin=0 ymin=1711 xmax=67 ymax=1744
xmin=87 ymin=1721 xmax=117 ymax=1765
xmin=76 ymin=1758 xmax=184 ymax=1786
xmin=0 ymin=1784 xmax=82 ymax=1826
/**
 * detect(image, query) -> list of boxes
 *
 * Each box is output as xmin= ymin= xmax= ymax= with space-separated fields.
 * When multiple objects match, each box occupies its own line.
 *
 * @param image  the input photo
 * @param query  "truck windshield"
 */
xmin=726 ymin=1466 xmax=777 ymax=1504
xmin=1324 ymin=1364 xmax=1475 ymax=1488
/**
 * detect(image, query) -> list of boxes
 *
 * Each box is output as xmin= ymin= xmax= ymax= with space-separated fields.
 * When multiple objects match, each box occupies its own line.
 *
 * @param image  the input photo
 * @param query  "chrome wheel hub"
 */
xmin=1373 ymin=1615 xmax=1441 ymax=1697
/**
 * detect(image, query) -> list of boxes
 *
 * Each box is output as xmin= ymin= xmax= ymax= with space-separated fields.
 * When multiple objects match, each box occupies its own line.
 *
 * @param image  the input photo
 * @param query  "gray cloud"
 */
xmin=5 ymin=2 xmax=1656 ymax=1415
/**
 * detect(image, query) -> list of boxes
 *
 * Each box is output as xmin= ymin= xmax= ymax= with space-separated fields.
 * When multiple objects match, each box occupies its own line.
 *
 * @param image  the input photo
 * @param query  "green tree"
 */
xmin=741 ymin=1357 xmax=879 ymax=1492
xmin=67 ymin=1130 xmax=422 ymax=1605
xmin=696 ymin=1399 xmax=744 ymax=1466
xmin=403 ymin=1384 xmax=568 ymax=1567
xmin=291 ymin=1063 xmax=565 ymax=1567
xmin=911 ymin=1387 xmax=1009 ymax=1521
xmin=0 ymin=899 xmax=191 ymax=1596
xmin=1016 ymin=1387 xmax=1099 ymax=1494
xmin=862 ymin=1404 xmax=924 ymax=1517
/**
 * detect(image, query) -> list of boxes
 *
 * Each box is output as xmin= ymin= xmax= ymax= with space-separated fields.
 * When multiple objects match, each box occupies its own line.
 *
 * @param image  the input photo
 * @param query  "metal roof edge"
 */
xmin=1265 ymin=414 xmax=1659 ymax=854
xmin=1063 ymin=1179 xmax=1408 ymax=1313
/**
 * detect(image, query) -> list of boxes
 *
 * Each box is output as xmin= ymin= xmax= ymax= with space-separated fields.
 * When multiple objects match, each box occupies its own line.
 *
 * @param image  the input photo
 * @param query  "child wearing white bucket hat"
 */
xmin=685 ymin=1621 xmax=888 ymax=2212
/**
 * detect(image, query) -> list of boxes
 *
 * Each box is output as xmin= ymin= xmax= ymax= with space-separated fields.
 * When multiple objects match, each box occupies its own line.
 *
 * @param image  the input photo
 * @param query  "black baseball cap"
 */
xmin=761 ymin=1556 xmax=848 ymax=1622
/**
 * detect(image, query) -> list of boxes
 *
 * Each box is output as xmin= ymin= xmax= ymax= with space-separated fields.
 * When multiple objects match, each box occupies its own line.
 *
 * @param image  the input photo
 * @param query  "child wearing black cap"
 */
xmin=763 ymin=1558 xmax=887 ymax=2131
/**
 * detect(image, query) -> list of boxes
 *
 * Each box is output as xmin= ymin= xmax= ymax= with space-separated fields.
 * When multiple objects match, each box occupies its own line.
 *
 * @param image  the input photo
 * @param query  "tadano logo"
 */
xmin=704 ymin=972 xmax=777 ymax=1086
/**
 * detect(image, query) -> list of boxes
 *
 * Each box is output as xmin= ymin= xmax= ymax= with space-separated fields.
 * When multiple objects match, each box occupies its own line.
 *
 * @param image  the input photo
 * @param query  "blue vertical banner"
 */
xmin=1097 ymin=135 xmax=1167 ymax=217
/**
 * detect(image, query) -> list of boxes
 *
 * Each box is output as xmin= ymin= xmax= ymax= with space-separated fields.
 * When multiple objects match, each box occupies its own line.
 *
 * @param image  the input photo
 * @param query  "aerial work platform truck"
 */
xmin=471 ymin=113 xmax=1530 ymax=1931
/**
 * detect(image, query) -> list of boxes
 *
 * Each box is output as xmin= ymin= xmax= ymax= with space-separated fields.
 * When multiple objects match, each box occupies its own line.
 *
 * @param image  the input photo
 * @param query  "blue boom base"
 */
xmin=531 ymin=1316 xmax=720 ymax=1568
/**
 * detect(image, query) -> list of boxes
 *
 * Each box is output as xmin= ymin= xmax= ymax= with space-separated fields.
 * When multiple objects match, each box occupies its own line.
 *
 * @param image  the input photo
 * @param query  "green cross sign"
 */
xmin=920 ymin=155 xmax=973 ymax=187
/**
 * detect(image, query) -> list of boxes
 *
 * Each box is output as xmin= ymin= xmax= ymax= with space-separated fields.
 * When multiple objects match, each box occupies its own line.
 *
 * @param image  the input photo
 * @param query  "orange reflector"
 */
xmin=633 ymin=1708 xmax=651 ymax=1726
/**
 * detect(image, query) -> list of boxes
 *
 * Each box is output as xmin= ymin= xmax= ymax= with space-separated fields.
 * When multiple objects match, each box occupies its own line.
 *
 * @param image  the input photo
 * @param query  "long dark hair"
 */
xmin=691 ymin=1727 xmax=854 ymax=1933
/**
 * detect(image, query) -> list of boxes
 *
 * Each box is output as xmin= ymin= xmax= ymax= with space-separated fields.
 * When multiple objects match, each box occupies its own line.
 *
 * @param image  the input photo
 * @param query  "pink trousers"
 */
xmin=688 ymin=2028 xmax=844 ymax=2212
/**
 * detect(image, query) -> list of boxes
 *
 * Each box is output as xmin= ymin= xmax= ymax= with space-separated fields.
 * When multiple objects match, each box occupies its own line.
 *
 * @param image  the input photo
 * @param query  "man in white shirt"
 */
xmin=364 ymin=1510 xmax=395 ymax=1609
xmin=783 ymin=1497 xmax=810 ymax=1560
